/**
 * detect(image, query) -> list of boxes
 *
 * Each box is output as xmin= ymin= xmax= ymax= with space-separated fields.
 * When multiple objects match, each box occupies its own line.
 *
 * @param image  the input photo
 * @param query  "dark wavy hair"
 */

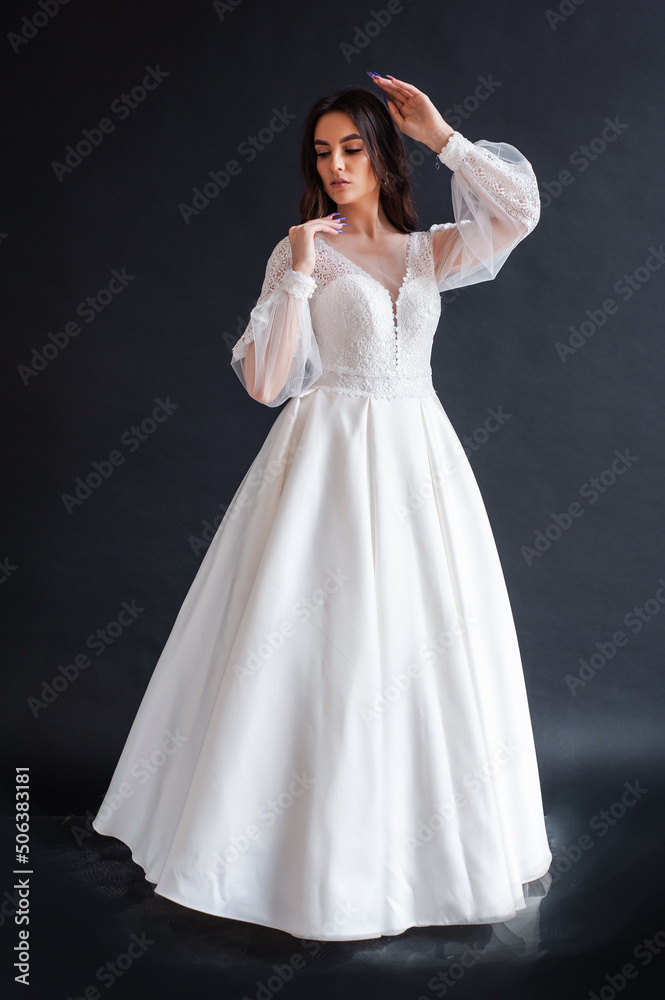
xmin=298 ymin=86 xmax=418 ymax=233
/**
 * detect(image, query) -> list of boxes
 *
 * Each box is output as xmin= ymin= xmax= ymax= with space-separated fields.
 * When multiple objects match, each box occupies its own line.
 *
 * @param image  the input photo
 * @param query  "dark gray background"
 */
xmin=2 ymin=0 xmax=663 ymax=853
xmin=2 ymin=1 xmax=665 ymax=997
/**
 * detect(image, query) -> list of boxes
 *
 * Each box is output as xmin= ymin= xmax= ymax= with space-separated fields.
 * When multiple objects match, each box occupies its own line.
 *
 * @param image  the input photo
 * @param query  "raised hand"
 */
xmin=289 ymin=213 xmax=347 ymax=277
xmin=367 ymin=73 xmax=454 ymax=152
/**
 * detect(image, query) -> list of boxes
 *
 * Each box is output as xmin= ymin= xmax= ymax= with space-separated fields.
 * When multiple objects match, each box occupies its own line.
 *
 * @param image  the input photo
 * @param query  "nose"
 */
xmin=329 ymin=146 xmax=346 ymax=172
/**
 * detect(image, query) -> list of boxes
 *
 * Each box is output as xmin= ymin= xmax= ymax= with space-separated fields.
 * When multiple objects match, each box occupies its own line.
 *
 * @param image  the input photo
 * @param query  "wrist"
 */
xmin=427 ymin=125 xmax=455 ymax=153
xmin=281 ymin=269 xmax=317 ymax=300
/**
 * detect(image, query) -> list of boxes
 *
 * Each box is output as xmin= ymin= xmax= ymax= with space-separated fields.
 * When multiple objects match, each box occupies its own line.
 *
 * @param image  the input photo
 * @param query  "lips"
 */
xmin=331 ymin=180 xmax=349 ymax=187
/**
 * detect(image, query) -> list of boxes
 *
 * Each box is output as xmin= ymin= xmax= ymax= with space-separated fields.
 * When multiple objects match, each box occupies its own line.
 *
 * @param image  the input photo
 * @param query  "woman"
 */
xmin=93 ymin=73 xmax=552 ymax=942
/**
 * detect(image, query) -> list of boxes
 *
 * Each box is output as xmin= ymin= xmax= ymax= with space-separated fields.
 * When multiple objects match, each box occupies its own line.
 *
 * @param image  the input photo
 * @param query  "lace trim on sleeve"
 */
xmin=281 ymin=269 xmax=317 ymax=300
xmin=436 ymin=131 xmax=540 ymax=232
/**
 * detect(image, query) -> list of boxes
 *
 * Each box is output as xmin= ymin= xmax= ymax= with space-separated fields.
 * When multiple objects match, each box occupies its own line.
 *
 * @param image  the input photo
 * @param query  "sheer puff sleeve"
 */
xmin=230 ymin=237 xmax=323 ymax=407
xmin=430 ymin=131 xmax=541 ymax=293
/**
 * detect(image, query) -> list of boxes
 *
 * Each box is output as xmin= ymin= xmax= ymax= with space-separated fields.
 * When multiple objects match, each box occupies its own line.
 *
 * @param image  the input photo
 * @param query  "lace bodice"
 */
xmin=306 ymin=230 xmax=441 ymax=399
xmin=230 ymin=130 xmax=540 ymax=406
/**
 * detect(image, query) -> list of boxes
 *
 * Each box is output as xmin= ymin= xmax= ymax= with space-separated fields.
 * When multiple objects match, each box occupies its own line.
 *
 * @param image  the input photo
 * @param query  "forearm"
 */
xmin=243 ymin=299 xmax=300 ymax=404
xmin=231 ymin=266 xmax=321 ymax=407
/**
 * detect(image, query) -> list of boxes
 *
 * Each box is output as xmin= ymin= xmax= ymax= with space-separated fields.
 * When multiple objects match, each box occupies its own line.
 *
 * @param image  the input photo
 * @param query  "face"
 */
xmin=313 ymin=110 xmax=381 ymax=205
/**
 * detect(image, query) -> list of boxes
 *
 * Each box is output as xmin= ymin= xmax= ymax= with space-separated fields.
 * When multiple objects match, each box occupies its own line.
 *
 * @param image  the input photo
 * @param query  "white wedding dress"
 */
xmin=92 ymin=131 xmax=553 ymax=941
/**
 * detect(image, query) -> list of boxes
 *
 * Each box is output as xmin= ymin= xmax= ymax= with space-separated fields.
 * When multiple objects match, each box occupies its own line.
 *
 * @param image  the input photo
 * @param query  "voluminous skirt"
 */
xmin=92 ymin=386 xmax=552 ymax=941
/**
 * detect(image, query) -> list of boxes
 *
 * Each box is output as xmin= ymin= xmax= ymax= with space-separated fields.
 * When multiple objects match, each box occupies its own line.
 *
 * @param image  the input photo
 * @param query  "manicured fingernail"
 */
xmin=366 ymin=71 xmax=378 ymax=78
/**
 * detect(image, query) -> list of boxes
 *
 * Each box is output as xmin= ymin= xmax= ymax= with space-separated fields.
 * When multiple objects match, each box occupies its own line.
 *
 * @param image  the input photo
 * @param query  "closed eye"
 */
xmin=316 ymin=148 xmax=363 ymax=158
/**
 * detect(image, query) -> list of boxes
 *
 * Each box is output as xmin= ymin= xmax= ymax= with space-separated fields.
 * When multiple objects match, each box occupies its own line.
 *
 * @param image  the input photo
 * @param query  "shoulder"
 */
xmin=268 ymin=235 xmax=292 ymax=262
xmin=272 ymin=234 xmax=292 ymax=252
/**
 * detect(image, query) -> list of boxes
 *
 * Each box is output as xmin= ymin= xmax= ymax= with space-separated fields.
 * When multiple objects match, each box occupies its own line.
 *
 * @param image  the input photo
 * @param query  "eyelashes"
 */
xmin=315 ymin=148 xmax=363 ymax=158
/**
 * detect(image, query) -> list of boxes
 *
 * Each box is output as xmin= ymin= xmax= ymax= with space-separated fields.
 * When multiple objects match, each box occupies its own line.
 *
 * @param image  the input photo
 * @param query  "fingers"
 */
xmin=312 ymin=213 xmax=347 ymax=231
xmin=371 ymin=73 xmax=421 ymax=97
xmin=385 ymin=75 xmax=420 ymax=95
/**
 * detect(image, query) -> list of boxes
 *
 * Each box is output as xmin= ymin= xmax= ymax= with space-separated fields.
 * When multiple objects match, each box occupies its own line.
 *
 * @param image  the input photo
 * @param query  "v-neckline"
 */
xmin=319 ymin=231 xmax=415 ymax=326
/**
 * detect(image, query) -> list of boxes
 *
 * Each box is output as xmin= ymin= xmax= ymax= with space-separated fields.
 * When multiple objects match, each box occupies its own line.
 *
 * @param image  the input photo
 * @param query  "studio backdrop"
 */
xmin=2 ymin=0 xmax=664 ymax=849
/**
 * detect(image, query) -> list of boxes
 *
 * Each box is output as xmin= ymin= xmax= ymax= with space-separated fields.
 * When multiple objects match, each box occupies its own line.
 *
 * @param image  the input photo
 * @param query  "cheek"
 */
xmin=360 ymin=155 xmax=377 ymax=184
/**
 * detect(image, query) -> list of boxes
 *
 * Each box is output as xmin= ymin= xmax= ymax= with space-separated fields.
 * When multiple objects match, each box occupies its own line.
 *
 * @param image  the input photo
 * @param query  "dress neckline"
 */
xmin=318 ymin=231 xmax=416 ymax=326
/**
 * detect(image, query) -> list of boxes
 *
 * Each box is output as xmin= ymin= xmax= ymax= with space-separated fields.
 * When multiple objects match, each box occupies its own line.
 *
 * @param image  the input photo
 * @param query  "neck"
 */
xmin=336 ymin=194 xmax=395 ymax=239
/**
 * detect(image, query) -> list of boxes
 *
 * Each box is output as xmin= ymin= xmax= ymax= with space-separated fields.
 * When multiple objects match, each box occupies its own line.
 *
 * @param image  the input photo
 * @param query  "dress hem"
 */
xmin=91 ymin=822 xmax=552 ymax=942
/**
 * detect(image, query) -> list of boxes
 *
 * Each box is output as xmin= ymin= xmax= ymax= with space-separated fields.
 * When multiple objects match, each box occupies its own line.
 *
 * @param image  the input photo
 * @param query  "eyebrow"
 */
xmin=314 ymin=133 xmax=363 ymax=146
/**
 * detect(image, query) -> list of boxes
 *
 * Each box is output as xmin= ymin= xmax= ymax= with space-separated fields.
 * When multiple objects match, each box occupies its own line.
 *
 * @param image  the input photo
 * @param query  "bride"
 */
xmin=92 ymin=72 xmax=552 ymax=942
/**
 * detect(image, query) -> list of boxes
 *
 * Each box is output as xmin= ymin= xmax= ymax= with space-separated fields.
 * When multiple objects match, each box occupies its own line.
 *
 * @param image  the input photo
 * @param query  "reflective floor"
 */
xmin=3 ymin=763 xmax=664 ymax=999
